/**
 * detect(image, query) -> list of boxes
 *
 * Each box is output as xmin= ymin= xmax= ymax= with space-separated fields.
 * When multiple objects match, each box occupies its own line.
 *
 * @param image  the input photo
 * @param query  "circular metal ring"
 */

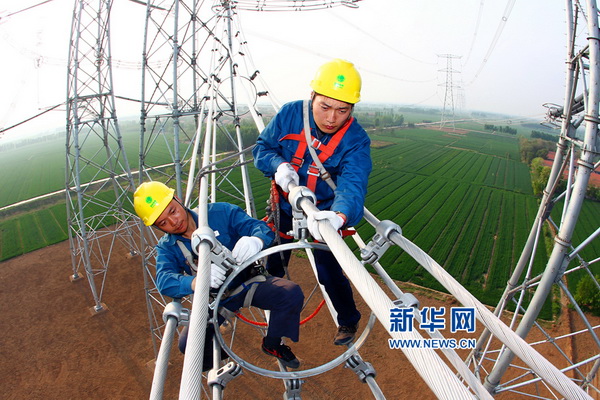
xmin=211 ymin=241 xmax=375 ymax=379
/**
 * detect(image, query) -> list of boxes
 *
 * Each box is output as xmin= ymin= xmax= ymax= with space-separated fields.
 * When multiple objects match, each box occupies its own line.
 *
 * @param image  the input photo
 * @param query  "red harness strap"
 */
xmin=279 ymin=117 xmax=354 ymax=193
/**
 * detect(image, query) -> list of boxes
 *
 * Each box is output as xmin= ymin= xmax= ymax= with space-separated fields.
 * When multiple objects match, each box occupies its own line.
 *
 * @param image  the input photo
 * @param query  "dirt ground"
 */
xmin=0 ymin=239 xmax=597 ymax=399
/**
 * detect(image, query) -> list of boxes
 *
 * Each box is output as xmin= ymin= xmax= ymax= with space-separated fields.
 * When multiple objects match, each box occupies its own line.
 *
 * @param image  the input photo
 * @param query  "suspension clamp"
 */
xmin=375 ymin=220 xmax=402 ymax=240
xmin=288 ymin=185 xmax=316 ymax=212
xmin=191 ymin=226 xmax=217 ymax=253
xmin=345 ymin=354 xmax=376 ymax=382
xmin=207 ymin=361 xmax=243 ymax=389
xmin=283 ymin=378 xmax=304 ymax=400
xmin=393 ymin=293 xmax=420 ymax=309
xmin=162 ymin=301 xmax=190 ymax=326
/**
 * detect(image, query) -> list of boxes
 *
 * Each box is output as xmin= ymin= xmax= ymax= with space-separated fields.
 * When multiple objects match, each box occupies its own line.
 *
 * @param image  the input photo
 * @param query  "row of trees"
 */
xmin=575 ymin=274 xmax=600 ymax=316
xmin=356 ymin=110 xmax=405 ymax=129
xmin=521 ymin=137 xmax=600 ymax=201
xmin=531 ymin=130 xmax=559 ymax=142
xmin=484 ymin=124 xmax=517 ymax=135
xmin=519 ymin=137 xmax=555 ymax=165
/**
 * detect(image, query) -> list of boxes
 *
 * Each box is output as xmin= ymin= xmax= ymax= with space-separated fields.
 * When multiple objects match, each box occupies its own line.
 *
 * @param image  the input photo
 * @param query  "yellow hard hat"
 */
xmin=133 ymin=181 xmax=175 ymax=226
xmin=310 ymin=59 xmax=361 ymax=104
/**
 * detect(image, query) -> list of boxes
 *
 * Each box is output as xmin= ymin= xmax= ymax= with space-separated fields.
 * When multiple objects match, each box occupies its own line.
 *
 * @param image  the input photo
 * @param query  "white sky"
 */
xmin=0 ymin=0 xmax=573 ymax=139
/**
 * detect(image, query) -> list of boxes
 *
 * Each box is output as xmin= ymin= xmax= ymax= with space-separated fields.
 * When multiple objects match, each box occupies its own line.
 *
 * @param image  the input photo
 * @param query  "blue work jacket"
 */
xmin=253 ymin=100 xmax=372 ymax=226
xmin=155 ymin=203 xmax=275 ymax=299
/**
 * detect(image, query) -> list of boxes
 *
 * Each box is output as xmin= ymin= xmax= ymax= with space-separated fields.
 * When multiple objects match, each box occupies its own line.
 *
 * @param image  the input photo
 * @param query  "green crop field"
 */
xmin=349 ymin=128 xmax=548 ymax=308
xmin=1 ymin=121 xmax=598 ymax=317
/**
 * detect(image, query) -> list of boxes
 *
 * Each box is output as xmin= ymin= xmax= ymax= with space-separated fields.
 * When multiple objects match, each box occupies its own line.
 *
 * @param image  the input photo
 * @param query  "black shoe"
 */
xmin=334 ymin=324 xmax=358 ymax=346
xmin=261 ymin=338 xmax=300 ymax=369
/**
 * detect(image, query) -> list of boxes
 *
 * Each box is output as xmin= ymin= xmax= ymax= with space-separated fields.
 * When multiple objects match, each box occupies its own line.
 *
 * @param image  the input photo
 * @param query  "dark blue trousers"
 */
xmin=266 ymin=211 xmax=361 ymax=328
xmin=178 ymin=275 xmax=303 ymax=370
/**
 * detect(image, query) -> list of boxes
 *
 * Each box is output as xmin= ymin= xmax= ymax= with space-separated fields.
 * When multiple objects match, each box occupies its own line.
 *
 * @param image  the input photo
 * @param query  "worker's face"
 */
xmin=312 ymin=94 xmax=353 ymax=134
xmin=154 ymin=198 xmax=189 ymax=235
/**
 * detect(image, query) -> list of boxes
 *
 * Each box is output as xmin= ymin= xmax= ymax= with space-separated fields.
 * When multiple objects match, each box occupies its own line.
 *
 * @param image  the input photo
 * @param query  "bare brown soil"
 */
xmin=1 ymin=239 xmax=598 ymax=399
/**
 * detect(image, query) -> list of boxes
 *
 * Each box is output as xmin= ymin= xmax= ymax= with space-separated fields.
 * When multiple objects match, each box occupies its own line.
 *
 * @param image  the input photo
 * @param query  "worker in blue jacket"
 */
xmin=253 ymin=59 xmax=372 ymax=346
xmin=133 ymin=181 xmax=303 ymax=369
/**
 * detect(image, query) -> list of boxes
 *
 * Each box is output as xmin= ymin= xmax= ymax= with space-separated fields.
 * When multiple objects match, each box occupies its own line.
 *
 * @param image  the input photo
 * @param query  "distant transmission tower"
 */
xmin=438 ymin=54 xmax=462 ymax=129
xmin=65 ymin=0 xmax=139 ymax=314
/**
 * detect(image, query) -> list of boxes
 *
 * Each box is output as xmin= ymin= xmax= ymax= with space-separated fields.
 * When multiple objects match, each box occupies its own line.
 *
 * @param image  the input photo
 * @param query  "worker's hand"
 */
xmin=232 ymin=236 xmax=263 ymax=264
xmin=210 ymin=263 xmax=228 ymax=289
xmin=307 ymin=210 xmax=345 ymax=242
xmin=274 ymin=162 xmax=299 ymax=193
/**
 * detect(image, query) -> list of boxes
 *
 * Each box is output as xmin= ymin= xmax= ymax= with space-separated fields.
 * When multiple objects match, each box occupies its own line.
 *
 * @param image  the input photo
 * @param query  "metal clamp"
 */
xmin=288 ymin=184 xmax=316 ymax=212
xmin=393 ymin=293 xmax=420 ymax=309
xmin=345 ymin=354 xmax=376 ymax=383
xmin=162 ymin=301 xmax=190 ymax=326
xmin=284 ymin=378 xmax=304 ymax=400
xmin=210 ymin=240 xmax=236 ymax=271
xmin=361 ymin=220 xmax=402 ymax=264
xmin=291 ymin=208 xmax=310 ymax=241
xmin=207 ymin=361 xmax=243 ymax=389
xmin=360 ymin=233 xmax=391 ymax=265
xmin=375 ymin=220 xmax=402 ymax=241
xmin=191 ymin=226 xmax=217 ymax=253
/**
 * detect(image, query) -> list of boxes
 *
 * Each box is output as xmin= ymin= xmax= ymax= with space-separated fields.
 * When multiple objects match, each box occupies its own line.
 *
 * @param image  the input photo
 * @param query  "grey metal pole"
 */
xmin=224 ymin=3 xmax=256 ymax=217
xmin=483 ymin=0 xmax=600 ymax=392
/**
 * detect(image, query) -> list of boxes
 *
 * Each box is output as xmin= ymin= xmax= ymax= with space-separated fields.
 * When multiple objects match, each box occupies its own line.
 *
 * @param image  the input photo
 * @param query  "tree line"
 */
xmin=484 ymin=124 xmax=517 ymax=135
xmin=520 ymin=136 xmax=600 ymax=201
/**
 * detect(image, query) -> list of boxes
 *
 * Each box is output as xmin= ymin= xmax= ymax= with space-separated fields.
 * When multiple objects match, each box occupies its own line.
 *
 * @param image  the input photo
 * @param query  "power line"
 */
xmin=0 ymin=0 xmax=57 ymax=22
xmin=330 ymin=12 xmax=436 ymax=66
xmin=467 ymin=0 xmax=517 ymax=85
xmin=0 ymin=103 xmax=63 ymax=136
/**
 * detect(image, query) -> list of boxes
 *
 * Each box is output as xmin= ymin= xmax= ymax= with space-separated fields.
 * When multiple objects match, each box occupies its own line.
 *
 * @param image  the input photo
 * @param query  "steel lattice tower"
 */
xmin=136 ymin=0 xmax=275 ymax=349
xmin=468 ymin=1 xmax=600 ymax=397
xmin=63 ymin=0 xmax=599 ymax=397
xmin=136 ymin=0 xmax=368 ymax=392
xmin=438 ymin=54 xmax=462 ymax=129
xmin=65 ymin=0 xmax=139 ymax=314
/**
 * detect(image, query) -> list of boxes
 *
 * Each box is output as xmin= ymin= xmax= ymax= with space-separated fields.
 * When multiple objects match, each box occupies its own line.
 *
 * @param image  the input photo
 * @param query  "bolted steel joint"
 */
xmin=345 ymin=354 xmax=376 ymax=382
xmin=393 ymin=293 xmax=420 ymax=309
xmin=207 ymin=361 xmax=243 ymax=389
xmin=360 ymin=232 xmax=391 ymax=265
xmin=284 ymin=378 xmax=304 ymax=400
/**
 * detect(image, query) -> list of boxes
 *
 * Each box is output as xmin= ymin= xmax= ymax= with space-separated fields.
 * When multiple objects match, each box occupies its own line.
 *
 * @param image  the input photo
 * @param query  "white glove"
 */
xmin=274 ymin=162 xmax=299 ymax=193
xmin=232 ymin=236 xmax=263 ymax=264
xmin=307 ymin=211 xmax=345 ymax=242
xmin=210 ymin=263 xmax=227 ymax=289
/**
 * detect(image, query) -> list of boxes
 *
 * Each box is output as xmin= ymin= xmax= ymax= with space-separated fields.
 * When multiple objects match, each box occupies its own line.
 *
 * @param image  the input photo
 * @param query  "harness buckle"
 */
xmin=290 ymin=156 xmax=304 ymax=168
xmin=307 ymin=165 xmax=320 ymax=177
xmin=310 ymin=137 xmax=322 ymax=150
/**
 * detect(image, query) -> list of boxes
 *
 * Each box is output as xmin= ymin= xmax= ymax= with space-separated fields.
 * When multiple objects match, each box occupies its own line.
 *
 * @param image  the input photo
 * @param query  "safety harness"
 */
xmin=263 ymin=100 xmax=358 ymax=241
xmin=279 ymin=106 xmax=354 ymax=194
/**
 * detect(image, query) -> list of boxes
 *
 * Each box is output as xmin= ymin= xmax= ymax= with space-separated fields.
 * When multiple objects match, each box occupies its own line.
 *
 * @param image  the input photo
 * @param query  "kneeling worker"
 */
xmin=133 ymin=181 xmax=303 ymax=369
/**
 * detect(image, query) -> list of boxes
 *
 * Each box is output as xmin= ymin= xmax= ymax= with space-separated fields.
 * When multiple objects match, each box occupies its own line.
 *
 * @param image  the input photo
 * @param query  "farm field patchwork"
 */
xmin=1 ymin=126 xmax=598 ymax=315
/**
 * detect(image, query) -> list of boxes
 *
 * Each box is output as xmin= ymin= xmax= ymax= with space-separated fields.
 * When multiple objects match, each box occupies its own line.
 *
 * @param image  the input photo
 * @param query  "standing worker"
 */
xmin=253 ymin=58 xmax=372 ymax=346
xmin=133 ymin=181 xmax=304 ymax=369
